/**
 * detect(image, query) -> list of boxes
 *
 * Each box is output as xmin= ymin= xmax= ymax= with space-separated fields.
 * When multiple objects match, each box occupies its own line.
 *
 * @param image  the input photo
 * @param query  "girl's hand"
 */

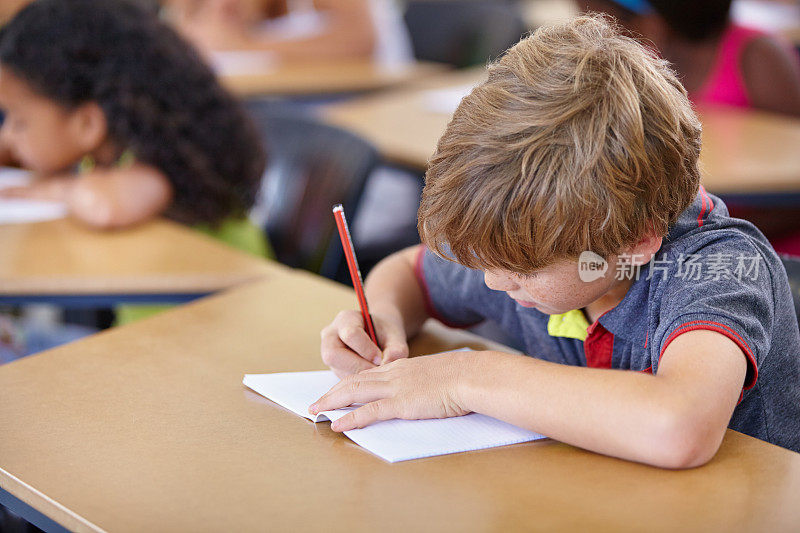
xmin=0 ymin=178 xmax=73 ymax=202
xmin=320 ymin=309 xmax=409 ymax=379
xmin=309 ymin=350 xmax=478 ymax=431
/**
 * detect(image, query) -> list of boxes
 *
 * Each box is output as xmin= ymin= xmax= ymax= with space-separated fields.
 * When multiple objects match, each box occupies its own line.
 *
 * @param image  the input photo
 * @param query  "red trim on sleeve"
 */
xmin=702 ymin=186 xmax=714 ymax=211
xmin=697 ymin=187 xmax=708 ymax=228
xmin=697 ymin=186 xmax=714 ymax=228
xmin=659 ymin=320 xmax=758 ymax=392
xmin=413 ymin=245 xmax=476 ymax=329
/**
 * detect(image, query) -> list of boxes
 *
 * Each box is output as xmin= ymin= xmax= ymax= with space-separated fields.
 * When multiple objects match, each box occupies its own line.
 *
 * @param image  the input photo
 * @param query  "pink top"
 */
xmin=691 ymin=25 xmax=766 ymax=108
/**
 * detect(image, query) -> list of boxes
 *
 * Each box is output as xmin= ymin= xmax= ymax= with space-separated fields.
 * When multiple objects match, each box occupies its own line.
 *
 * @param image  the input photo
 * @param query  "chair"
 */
xmin=780 ymin=255 xmax=800 ymax=325
xmin=245 ymin=103 xmax=379 ymax=282
xmin=403 ymin=0 xmax=527 ymax=68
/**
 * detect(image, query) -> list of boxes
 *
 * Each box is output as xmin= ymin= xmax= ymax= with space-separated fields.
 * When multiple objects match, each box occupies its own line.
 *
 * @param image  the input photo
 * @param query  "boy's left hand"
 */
xmin=309 ymin=350 xmax=478 ymax=432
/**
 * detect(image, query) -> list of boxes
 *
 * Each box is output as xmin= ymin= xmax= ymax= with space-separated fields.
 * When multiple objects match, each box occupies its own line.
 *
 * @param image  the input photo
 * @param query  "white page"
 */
xmin=243 ymin=371 xmax=356 ymax=423
xmin=243 ymin=370 xmax=546 ymax=463
xmin=0 ymin=168 xmax=67 ymax=224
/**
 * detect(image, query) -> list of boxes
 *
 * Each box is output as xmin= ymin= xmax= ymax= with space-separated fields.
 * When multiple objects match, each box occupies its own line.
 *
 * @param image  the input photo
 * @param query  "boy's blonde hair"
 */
xmin=418 ymin=14 xmax=702 ymax=272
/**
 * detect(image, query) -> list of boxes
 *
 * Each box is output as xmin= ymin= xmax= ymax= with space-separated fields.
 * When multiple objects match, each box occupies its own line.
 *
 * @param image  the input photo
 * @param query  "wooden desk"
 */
xmin=0 ymin=218 xmax=275 ymax=304
xmin=221 ymin=60 xmax=447 ymax=98
xmin=1 ymin=270 xmax=799 ymax=532
xmin=322 ymin=71 xmax=800 ymax=195
xmin=698 ymin=106 xmax=800 ymax=195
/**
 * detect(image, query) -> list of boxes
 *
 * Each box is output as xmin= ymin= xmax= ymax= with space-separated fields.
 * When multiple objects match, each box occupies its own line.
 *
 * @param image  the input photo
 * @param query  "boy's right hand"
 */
xmin=320 ymin=310 xmax=409 ymax=378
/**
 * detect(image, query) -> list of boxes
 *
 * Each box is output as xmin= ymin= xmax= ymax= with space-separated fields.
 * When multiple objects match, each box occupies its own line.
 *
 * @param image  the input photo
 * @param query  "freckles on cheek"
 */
xmin=544 ymin=289 xmax=578 ymax=308
xmin=530 ymin=280 xmax=590 ymax=309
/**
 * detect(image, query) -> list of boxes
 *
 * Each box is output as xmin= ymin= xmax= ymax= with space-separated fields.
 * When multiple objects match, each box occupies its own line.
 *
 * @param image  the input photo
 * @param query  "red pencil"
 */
xmin=332 ymin=204 xmax=379 ymax=346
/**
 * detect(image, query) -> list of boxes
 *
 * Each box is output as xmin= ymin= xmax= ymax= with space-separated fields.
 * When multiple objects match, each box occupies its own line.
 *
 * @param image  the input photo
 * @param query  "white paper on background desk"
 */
xmin=243 ymin=370 xmax=546 ymax=463
xmin=210 ymin=50 xmax=278 ymax=76
xmin=0 ymin=168 xmax=67 ymax=224
xmin=422 ymin=84 xmax=478 ymax=114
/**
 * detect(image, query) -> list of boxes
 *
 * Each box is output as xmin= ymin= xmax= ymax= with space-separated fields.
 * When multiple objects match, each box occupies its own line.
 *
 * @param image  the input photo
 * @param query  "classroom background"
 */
xmin=1 ymin=0 xmax=800 ymax=531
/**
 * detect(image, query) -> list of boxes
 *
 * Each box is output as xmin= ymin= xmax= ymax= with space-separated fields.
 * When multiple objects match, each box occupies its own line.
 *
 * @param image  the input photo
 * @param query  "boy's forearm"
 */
xmin=457 ymin=350 xmax=728 ymax=469
xmin=364 ymin=246 xmax=429 ymax=340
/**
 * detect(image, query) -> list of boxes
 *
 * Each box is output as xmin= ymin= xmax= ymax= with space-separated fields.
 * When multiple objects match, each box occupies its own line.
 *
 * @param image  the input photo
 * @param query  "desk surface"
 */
xmin=0 ymin=219 xmax=274 ymax=296
xmin=1 ymin=270 xmax=799 ymax=532
xmin=322 ymin=70 xmax=800 ymax=195
xmin=221 ymin=60 xmax=446 ymax=97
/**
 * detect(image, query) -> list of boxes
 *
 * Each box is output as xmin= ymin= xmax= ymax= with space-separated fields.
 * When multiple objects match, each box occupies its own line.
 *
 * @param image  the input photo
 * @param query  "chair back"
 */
xmin=403 ymin=0 xmax=527 ymax=67
xmin=246 ymin=105 xmax=379 ymax=280
xmin=781 ymin=255 xmax=800 ymax=326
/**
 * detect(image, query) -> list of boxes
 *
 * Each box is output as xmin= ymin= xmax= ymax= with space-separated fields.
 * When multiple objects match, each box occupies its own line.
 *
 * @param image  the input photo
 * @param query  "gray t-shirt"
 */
xmin=416 ymin=189 xmax=800 ymax=453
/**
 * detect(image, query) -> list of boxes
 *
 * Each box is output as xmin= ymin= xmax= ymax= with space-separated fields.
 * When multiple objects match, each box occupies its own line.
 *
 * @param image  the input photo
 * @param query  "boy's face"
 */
xmin=482 ymin=255 xmax=629 ymax=316
xmin=0 ymin=67 xmax=91 ymax=174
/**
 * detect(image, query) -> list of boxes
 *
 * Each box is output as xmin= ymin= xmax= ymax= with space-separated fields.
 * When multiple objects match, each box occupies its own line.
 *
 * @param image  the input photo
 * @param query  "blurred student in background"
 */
xmin=582 ymin=0 xmax=800 ymax=116
xmin=583 ymin=0 xmax=800 ymax=256
xmin=0 ymin=0 xmax=28 ymax=24
xmin=165 ymin=0 xmax=412 ymax=65
xmin=0 ymin=0 xmax=30 ymax=166
xmin=0 ymin=0 xmax=271 ymax=349
xmin=0 ymin=0 xmax=267 ymax=239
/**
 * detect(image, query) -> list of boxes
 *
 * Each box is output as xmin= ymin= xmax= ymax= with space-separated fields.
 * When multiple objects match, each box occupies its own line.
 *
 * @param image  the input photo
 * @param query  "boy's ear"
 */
xmin=625 ymin=230 xmax=663 ymax=266
xmin=69 ymin=102 xmax=108 ymax=153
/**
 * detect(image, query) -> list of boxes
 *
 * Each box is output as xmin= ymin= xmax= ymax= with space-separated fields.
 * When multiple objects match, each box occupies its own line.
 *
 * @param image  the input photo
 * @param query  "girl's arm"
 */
xmin=742 ymin=35 xmax=800 ymax=117
xmin=173 ymin=0 xmax=376 ymax=60
xmin=255 ymin=0 xmax=376 ymax=61
xmin=69 ymin=164 xmax=173 ymax=228
xmin=312 ymin=328 xmax=747 ymax=469
xmin=0 ymin=164 xmax=173 ymax=229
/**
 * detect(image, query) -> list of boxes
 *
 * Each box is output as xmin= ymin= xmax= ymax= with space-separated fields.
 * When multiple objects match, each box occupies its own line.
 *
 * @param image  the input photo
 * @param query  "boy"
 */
xmin=310 ymin=15 xmax=800 ymax=468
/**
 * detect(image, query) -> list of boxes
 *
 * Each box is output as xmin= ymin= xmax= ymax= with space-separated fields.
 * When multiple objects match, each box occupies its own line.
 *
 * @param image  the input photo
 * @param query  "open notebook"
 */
xmin=0 ymin=168 xmax=67 ymax=224
xmin=243 ymin=370 xmax=546 ymax=463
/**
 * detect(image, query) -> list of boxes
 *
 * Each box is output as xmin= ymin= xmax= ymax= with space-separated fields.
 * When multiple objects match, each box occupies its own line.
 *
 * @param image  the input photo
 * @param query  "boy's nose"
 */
xmin=483 ymin=270 xmax=518 ymax=292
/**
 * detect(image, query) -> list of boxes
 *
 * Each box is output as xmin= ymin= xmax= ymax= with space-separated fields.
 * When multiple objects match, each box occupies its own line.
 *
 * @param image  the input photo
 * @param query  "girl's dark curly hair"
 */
xmin=0 ymin=0 xmax=266 ymax=225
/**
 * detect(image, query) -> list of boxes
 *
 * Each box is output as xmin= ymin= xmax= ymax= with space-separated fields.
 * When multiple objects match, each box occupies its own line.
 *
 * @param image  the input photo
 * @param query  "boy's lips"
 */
xmin=511 ymin=297 xmax=537 ymax=308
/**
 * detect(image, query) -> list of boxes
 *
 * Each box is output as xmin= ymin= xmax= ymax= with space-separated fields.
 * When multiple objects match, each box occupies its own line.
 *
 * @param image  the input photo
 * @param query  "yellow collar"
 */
xmin=547 ymin=309 xmax=590 ymax=341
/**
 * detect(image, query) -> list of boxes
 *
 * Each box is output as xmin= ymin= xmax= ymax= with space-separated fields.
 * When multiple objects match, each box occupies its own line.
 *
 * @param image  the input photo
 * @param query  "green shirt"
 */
xmin=114 ymin=217 xmax=272 ymax=325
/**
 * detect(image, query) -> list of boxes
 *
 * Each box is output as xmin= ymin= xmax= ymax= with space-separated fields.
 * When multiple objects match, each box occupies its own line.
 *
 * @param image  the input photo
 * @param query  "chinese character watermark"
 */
xmin=577 ymin=251 xmax=762 ymax=283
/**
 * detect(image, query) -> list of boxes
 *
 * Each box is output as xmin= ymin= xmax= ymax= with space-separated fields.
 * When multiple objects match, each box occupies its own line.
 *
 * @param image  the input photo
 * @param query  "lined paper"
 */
xmin=243 ymin=371 xmax=546 ymax=463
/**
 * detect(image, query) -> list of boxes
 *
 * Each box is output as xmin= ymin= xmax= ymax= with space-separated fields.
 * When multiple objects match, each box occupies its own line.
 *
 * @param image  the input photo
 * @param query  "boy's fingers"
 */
xmin=329 ymin=399 xmax=395 ymax=432
xmin=309 ymin=379 xmax=390 ymax=414
xmin=320 ymin=345 xmax=375 ymax=376
xmin=377 ymin=322 xmax=408 ymax=364
xmin=339 ymin=326 xmax=382 ymax=364
xmin=381 ymin=342 xmax=409 ymax=365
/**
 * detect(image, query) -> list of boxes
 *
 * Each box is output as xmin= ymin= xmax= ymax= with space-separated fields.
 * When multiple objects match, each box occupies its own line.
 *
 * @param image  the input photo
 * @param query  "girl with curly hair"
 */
xmin=0 ymin=0 xmax=267 ymax=240
xmin=0 ymin=0 xmax=271 ymax=329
